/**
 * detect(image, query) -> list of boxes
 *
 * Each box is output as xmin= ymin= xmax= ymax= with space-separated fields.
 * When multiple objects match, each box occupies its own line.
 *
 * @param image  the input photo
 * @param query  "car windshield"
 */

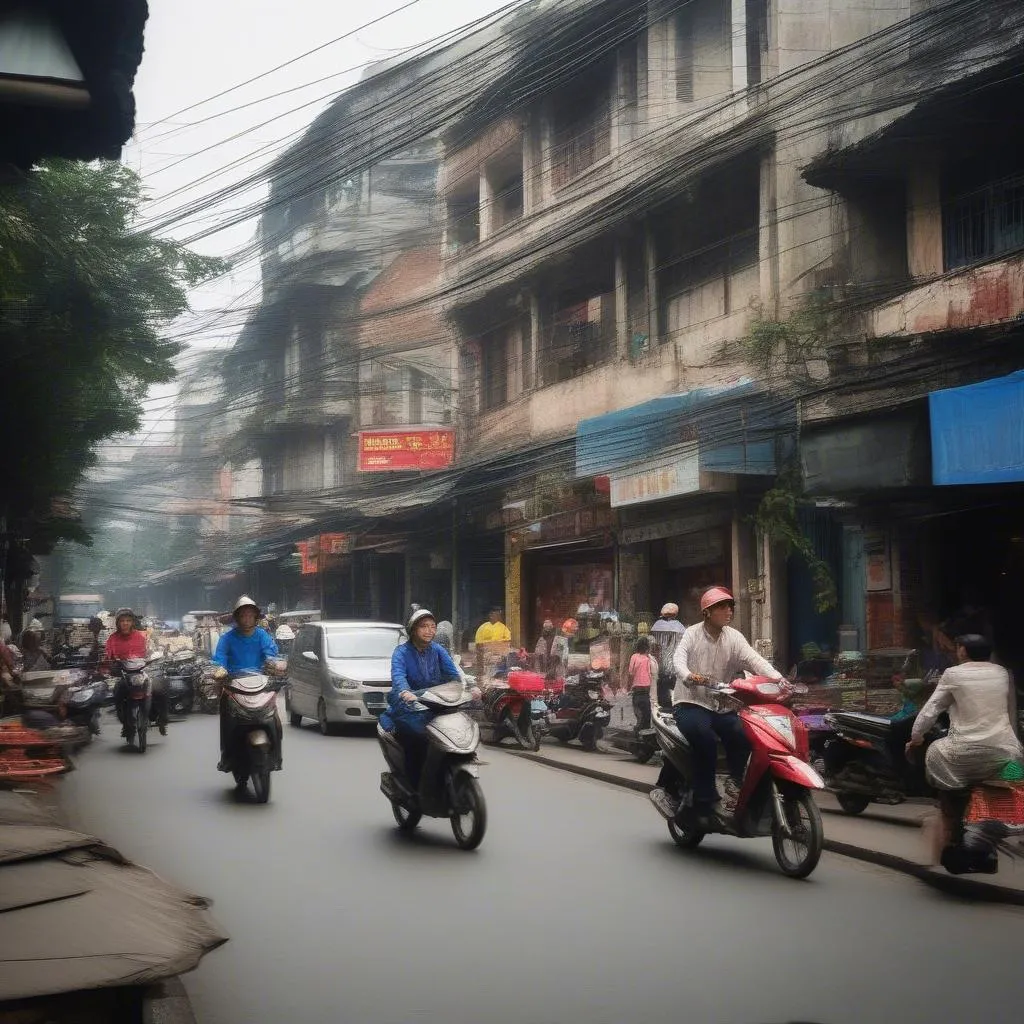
xmin=326 ymin=629 xmax=401 ymax=660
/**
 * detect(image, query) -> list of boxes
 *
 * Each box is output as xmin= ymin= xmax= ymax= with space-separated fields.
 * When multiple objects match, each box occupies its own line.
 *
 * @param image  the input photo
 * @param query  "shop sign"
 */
xmin=608 ymin=445 xmax=699 ymax=508
xmin=511 ymin=506 xmax=615 ymax=549
xmin=357 ymin=429 xmax=455 ymax=472
xmin=666 ymin=529 xmax=726 ymax=569
xmin=296 ymin=534 xmax=353 ymax=574
xmin=618 ymin=509 xmax=728 ymax=546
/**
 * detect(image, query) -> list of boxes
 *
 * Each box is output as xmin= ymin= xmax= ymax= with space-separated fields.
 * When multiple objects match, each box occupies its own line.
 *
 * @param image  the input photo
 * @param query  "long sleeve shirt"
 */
xmin=382 ymin=641 xmax=461 ymax=733
xmin=911 ymin=661 xmax=1022 ymax=757
xmin=212 ymin=626 xmax=278 ymax=675
xmin=475 ymin=621 xmax=511 ymax=644
xmin=672 ymin=624 xmax=780 ymax=710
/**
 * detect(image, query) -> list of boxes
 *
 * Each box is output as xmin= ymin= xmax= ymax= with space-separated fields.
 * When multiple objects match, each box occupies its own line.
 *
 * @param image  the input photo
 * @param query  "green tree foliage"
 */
xmin=0 ymin=160 xmax=223 ymax=578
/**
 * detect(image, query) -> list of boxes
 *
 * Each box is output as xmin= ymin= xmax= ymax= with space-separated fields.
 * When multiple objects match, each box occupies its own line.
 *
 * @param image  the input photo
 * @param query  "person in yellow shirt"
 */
xmin=475 ymin=607 xmax=511 ymax=644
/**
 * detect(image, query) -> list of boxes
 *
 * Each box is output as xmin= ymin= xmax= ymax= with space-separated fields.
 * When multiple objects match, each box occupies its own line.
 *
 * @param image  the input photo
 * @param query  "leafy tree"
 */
xmin=0 ymin=160 xmax=224 ymax=628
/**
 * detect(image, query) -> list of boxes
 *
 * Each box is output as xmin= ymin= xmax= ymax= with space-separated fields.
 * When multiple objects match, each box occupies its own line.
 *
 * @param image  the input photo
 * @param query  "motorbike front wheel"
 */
xmin=450 ymin=774 xmax=487 ymax=850
xmin=135 ymin=705 xmax=148 ymax=754
xmin=772 ymin=788 xmax=824 ymax=878
xmin=250 ymin=748 xmax=271 ymax=804
xmin=579 ymin=722 xmax=598 ymax=752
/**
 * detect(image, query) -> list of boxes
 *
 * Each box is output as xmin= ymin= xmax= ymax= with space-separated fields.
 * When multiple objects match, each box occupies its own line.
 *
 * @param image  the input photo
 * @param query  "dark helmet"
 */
xmin=114 ymin=608 xmax=136 ymax=626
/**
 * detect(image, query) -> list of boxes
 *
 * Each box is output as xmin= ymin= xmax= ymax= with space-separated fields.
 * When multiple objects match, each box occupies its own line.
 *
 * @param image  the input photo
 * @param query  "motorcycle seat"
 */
xmin=832 ymin=712 xmax=894 ymax=737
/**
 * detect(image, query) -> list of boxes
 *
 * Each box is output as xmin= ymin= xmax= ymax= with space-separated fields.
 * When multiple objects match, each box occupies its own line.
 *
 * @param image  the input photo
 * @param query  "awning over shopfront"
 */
xmin=802 ymin=407 xmax=931 ymax=495
xmin=929 ymin=369 xmax=1024 ymax=485
xmin=575 ymin=379 xmax=795 ymax=479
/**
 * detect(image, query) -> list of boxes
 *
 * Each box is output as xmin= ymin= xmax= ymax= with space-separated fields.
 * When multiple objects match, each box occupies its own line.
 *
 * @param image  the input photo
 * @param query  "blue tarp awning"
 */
xmin=929 ymin=370 xmax=1024 ymax=485
xmin=575 ymin=378 xmax=795 ymax=478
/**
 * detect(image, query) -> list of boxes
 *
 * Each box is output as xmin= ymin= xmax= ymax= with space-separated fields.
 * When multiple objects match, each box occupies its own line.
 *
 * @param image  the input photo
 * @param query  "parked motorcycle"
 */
xmin=61 ymin=668 xmax=108 ymax=736
xmin=378 ymin=680 xmax=487 ymax=850
xmin=476 ymin=668 xmax=549 ymax=751
xmin=221 ymin=666 xmax=285 ymax=803
xmin=650 ymin=677 xmax=826 ymax=878
xmin=18 ymin=669 xmax=104 ymax=741
xmin=163 ymin=649 xmax=199 ymax=716
xmin=822 ymin=708 xmax=936 ymax=814
xmin=548 ymin=669 xmax=611 ymax=751
xmin=196 ymin=669 xmax=221 ymax=714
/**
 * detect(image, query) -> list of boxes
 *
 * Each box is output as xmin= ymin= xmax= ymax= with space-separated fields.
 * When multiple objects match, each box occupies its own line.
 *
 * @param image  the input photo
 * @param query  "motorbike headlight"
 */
xmin=760 ymin=713 xmax=796 ymax=750
xmin=331 ymin=674 xmax=359 ymax=691
xmin=587 ymin=689 xmax=599 ymax=700
xmin=70 ymin=688 xmax=95 ymax=704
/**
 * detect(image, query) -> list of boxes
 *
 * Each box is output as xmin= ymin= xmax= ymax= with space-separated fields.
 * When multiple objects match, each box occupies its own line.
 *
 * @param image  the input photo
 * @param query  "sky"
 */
xmin=123 ymin=0 xmax=516 ymax=445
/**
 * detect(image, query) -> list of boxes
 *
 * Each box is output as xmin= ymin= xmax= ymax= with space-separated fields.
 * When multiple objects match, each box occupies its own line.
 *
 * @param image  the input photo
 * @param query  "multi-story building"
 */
xmin=438 ymin=0 xmax=1024 ymax=669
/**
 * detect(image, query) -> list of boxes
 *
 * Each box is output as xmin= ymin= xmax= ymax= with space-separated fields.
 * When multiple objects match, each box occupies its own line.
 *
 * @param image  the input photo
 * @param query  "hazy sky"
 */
xmin=127 ymin=0 xmax=514 ymax=442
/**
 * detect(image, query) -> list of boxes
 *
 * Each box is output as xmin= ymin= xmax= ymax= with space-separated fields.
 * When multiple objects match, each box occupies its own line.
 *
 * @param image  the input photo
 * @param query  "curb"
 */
xmin=508 ymin=749 xmax=1024 ymax=906
xmin=144 ymin=977 xmax=197 ymax=1024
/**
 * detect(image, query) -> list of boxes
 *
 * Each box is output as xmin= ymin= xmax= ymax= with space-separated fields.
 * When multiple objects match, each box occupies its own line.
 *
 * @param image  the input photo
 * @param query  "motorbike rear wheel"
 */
xmin=772 ymin=788 xmax=824 ymax=878
xmin=505 ymin=710 xmax=537 ymax=751
xmin=579 ymin=722 xmax=598 ymax=752
xmin=668 ymin=817 xmax=705 ymax=849
xmin=836 ymin=792 xmax=871 ymax=815
xmin=450 ymin=775 xmax=487 ymax=850
xmin=635 ymin=737 xmax=657 ymax=764
xmin=392 ymin=801 xmax=422 ymax=831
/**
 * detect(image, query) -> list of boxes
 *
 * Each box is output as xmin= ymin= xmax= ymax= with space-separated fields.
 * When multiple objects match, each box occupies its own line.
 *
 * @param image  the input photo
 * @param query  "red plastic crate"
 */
xmin=966 ymin=784 xmax=1024 ymax=826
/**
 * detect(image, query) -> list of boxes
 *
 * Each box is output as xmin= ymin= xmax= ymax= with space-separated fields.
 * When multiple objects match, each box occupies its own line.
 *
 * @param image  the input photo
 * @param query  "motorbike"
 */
xmin=18 ymin=669 xmax=98 ymax=745
xmin=821 ymin=708 xmax=937 ymax=814
xmin=548 ymin=668 xmax=611 ymax=751
xmin=163 ymin=649 xmax=199 ymax=716
xmin=222 ymin=666 xmax=285 ymax=803
xmin=476 ymin=667 xmax=549 ymax=751
xmin=113 ymin=652 xmax=164 ymax=752
xmin=378 ymin=680 xmax=487 ymax=850
xmin=650 ymin=677 xmax=826 ymax=878
xmin=61 ymin=668 xmax=108 ymax=736
xmin=197 ymin=669 xmax=221 ymax=714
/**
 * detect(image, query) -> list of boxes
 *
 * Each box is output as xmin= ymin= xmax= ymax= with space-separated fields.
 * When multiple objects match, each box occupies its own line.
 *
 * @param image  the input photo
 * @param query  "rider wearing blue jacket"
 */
xmin=382 ymin=608 xmax=461 ymax=783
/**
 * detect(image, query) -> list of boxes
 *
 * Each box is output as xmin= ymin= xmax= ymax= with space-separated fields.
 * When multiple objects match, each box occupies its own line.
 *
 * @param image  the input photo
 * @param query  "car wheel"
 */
xmin=317 ymin=699 xmax=335 ymax=736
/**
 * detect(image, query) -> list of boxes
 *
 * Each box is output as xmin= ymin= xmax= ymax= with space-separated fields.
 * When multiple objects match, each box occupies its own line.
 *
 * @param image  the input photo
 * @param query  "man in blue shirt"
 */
xmin=213 ymin=596 xmax=282 ymax=772
xmin=381 ymin=608 xmax=461 ymax=785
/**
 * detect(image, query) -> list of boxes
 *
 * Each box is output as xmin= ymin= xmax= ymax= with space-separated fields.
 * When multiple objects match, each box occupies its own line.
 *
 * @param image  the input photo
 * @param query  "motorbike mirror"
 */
xmin=302 ymin=651 xmax=319 ymax=664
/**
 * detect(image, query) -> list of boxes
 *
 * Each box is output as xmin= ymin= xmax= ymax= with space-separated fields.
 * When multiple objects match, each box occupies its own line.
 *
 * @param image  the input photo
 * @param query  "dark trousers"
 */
xmin=396 ymin=724 xmax=430 ymax=787
xmin=656 ymin=671 xmax=675 ymax=711
xmin=672 ymin=704 xmax=751 ymax=808
xmin=632 ymin=687 xmax=652 ymax=730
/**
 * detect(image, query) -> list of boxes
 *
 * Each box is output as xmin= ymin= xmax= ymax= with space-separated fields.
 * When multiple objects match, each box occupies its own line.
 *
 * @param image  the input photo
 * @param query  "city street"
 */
xmin=64 ymin=709 xmax=1022 ymax=1024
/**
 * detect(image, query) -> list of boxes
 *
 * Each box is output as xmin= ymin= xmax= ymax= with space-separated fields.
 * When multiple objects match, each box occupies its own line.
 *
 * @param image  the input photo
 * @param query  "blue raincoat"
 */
xmin=380 ymin=640 xmax=461 ymax=733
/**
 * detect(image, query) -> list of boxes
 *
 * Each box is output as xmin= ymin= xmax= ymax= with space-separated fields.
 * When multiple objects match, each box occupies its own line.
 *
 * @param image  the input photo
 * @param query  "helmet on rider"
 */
xmin=700 ymin=586 xmax=735 ymax=614
xmin=233 ymin=595 xmax=261 ymax=620
xmin=660 ymin=602 xmax=680 ymax=618
xmin=274 ymin=624 xmax=295 ymax=642
xmin=408 ymin=608 xmax=437 ymax=632
xmin=114 ymin=608 xmax=136 ymax=629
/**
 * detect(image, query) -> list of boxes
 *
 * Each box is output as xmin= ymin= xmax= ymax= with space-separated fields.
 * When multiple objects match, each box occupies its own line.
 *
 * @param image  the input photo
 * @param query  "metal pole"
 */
xmin=451 ymin=499 xmax=459 ymax=648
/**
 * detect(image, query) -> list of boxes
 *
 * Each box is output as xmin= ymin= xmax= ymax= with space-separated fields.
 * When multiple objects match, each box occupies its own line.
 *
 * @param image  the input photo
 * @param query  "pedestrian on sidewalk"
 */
xmin=651 ymin=603 xmax=685 ymax=710
xmin=475 ymin=606 xmax=511 ymax=645
xmin=626 ymin=635 xmax=655 ymax=731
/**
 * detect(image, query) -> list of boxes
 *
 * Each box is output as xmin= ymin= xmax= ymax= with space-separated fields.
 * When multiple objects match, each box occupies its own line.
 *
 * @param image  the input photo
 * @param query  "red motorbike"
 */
xmin=476 ymin=667 xmax=550 ymax=751
xmin=650 ymin=676 xmax=826 ymax=878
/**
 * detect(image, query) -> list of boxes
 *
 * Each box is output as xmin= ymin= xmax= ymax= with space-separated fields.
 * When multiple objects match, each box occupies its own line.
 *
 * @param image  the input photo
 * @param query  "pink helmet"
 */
xmin=700 ymin=586 xmax=735 ymax=613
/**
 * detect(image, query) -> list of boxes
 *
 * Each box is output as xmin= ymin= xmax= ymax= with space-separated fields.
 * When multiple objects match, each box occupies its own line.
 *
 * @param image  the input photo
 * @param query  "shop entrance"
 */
xmin=647 ymin=527 xmax=731 ymax=627
xmin=522 ymin=547 xmax=613 ymax=650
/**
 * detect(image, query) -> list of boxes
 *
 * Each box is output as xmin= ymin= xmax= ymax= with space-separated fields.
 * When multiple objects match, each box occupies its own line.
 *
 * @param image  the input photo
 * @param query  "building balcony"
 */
xmin=868 ymin=253 xmax=1024 ymax=340
xmin=441 ymin=93 xmax=752 ymax=309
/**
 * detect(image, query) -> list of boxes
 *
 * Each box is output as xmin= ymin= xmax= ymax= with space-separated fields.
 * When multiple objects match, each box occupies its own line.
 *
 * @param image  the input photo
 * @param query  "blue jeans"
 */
xmin=673 ymin=704 xmax=751 ymax=808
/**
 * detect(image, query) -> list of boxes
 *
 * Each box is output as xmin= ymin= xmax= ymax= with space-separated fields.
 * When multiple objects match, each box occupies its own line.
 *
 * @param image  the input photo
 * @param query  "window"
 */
xmin=551 ymin=62 xmax=612 ymax=190
xmin=943 ymin=166 xmax=1024 ymax=271
xmin=541 ymin=291 xmax=615 ymax=384
xmin=480 ymin=331 xmax=509 ymax=411
xmin=325 ymin=628 xmax=402 ymax=660
xmin=447 ymin=184 xmax=480 ymax=249
xmin=675 ymin=8 xmax=695 ymax=102
xmin=494 ymin=170 xmax=524 ymax=229
xmin=746 ymin=0 xmax=770 ymax=88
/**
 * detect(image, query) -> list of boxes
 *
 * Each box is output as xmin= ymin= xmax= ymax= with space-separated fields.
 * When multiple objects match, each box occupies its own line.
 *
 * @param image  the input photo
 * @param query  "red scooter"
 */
xmin=650 ymin=676 xmax=826 ymax=878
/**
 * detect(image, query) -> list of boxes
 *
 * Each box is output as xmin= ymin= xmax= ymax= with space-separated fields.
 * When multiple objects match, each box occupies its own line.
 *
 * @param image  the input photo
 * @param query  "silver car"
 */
xmin=284 ymin=620 xmax=403 ymax=734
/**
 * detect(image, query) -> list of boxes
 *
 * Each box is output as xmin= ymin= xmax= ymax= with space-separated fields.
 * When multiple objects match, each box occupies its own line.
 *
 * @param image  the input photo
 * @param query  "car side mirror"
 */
xmin=302 ymin=651 xmax=319 ymax=664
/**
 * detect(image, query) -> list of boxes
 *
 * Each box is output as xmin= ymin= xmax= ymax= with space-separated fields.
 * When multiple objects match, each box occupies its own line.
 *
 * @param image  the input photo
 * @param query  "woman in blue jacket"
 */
xmin=381 ymin=608 xmax=461 ymax=784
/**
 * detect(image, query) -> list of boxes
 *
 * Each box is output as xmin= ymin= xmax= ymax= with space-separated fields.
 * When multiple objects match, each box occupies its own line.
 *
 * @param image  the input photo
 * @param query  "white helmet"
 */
xmin=275 ymin=624 xmax=295 ymax=641
xmin=407 ymin=608 xmax=436 ymax=631
xmin=233 ymin=595 xmax=261 ymax=618
xmin=660 ymin=602 xmax=680 ymax=617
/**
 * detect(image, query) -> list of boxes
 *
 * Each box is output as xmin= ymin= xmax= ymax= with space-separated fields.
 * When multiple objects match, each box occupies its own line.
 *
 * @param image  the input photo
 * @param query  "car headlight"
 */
xmin=331 ymin=675 xmax=359 ymax=691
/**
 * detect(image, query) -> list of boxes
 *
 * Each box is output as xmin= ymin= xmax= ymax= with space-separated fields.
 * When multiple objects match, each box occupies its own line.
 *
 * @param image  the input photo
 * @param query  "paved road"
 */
xmin=64 ymin=709 xmax=1021 ymax=1024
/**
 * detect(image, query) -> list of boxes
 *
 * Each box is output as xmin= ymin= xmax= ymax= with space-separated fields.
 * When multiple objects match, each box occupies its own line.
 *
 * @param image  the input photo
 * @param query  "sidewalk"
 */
xmin=508 ymin=740 xmax=1024 ymax=904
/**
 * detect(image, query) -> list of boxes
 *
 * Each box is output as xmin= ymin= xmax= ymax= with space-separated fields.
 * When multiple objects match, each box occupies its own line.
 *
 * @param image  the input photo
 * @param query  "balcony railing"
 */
xmin=944 ymin=172 xmax=1024 ymax=271
xmin=551 ymin=111 xmax=611 ymax=192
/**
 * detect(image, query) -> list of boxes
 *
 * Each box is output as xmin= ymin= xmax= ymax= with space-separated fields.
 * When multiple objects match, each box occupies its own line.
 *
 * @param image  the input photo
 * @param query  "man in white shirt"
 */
xmin=651 ymin=586 xmax=781 ymax=823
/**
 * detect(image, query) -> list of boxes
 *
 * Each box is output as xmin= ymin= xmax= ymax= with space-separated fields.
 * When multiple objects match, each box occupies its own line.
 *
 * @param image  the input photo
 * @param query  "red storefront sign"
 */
xmin=296 ymin=534 xmax=353 ymax=574
xmin=357 ymin=429 xmax=455 ymax=472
